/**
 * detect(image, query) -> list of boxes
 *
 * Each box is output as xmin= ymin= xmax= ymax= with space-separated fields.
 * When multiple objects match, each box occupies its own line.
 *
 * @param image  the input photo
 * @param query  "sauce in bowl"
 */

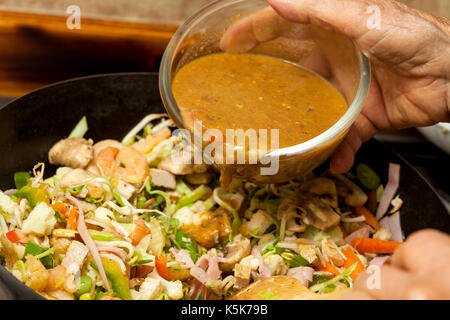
xmin=172 ymin=53 xmax=348 ymax=149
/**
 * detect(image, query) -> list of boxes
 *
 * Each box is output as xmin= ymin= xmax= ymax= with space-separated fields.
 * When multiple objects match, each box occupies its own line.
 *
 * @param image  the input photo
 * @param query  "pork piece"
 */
xmin=49 ymin=138 xmax=93 ymax=169
xmin=149 ymin=169 xmax=176 ymax=189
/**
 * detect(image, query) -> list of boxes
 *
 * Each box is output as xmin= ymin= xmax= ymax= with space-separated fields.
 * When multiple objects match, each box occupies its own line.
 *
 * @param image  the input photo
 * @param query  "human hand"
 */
xmin=220 ymin=0 xmax=450 ymax=173
xmin=344 ymin=229 xmax=450 ymax=300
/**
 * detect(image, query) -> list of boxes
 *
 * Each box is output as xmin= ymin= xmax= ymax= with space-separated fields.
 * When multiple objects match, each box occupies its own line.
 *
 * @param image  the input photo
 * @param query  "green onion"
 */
xmin=148 ymin=190 xmax=172 ymax=214
xmin=112 ymin=190 xmax=126 ymax=207
xmin=24 ymin=242 xmax=54 ymax=269
xmin=75 ymin=275 xmax=93 ymax=298
xmin=281 ymin=251 xmax=310 ymax=267
xmin=135 ymin=259 xmax=153 ymax=265
xmin=376 ymin=184 xmax=384 ymax=202
xmin=85 ymin=195 xmax=104 ymax=204
xmin=68 ymin=116 xmax=88 ymax=138
xmin=175 ymin=230 xmax=200 ymax=262
xmin=309 ymin=262 xmax=358 ymax=293
xmin=203 ymin=196 xmax=216 ymax=211
xmin=356 ymin=163 xmax=381 ymax=190
xmin=175 ymin=179 xmax=191 ymax=195
xmin=175 ymin=185 xmax=209 ymax=211
xmin=88 ymin=230 xmax=122 ymax=242
xmin=68 ymin=185 xmax=85 ymax=195
xmin=14 ymin=172 xmax=30 ymax=189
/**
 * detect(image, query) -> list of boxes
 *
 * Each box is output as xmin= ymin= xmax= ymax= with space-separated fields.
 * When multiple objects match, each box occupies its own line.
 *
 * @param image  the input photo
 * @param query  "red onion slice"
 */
xmin=376 ymin=163 xmax=401 ymax=220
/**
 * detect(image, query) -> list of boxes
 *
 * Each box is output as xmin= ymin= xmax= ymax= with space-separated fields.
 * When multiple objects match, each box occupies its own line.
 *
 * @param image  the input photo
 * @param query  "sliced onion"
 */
xmin=170 ymin=248 xmax=194 ymax=268
xmin=287 ymin=267 xmax=314 ymax=286
xmin=345 ymin=225 xmax=372 ymax=244
xmin=388 ymin=212 xmax=403 ymax=242
xmin=369 ymin=256 xmax=390 ymax=267
xmin=376 ymin=163 xmax=400 ymax=220
xmin=251 ymin=248 xmax=271 ymax=279
xmin=97 ymin=246 xmax=128 ymax=260
xmin=66 ymin=194 xmax=111 ymax=291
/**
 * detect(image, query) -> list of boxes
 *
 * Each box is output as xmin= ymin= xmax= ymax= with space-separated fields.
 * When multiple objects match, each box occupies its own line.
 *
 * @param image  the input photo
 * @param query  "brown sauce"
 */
xmin=172 ymin=53 xmax=348 ymax=150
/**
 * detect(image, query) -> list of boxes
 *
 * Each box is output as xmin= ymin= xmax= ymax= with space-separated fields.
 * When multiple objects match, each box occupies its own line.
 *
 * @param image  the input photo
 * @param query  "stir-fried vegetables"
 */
xmin=0 ymin=114 xmax=405 ymax=300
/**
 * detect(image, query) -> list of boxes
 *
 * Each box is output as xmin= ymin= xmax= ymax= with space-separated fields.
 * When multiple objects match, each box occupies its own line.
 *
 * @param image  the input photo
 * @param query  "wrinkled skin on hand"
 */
xmin=345 ymin=229 xmax=450 ymax=300
xmin=221 ymin=0 xmax=450 ymax=173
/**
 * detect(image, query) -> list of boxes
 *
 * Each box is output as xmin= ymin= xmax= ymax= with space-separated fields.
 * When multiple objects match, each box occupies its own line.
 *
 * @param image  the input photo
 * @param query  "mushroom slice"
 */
xmin=301 ymin=177 xmax=338 ymax=208
xmin=219 ymin=234 xmax=251 ymax=272
xmin=326 ymin=173 xmax=368 ymax=208
xmin=49 ymin=137 xmax=93 ymax=169
xmin=277 ymin=189 xmax=340 ymax=232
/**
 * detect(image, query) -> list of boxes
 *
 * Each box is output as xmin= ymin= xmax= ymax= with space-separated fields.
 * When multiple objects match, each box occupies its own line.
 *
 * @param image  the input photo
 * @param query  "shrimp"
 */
xmin=95 ymin=146 xmax=148 ymax=184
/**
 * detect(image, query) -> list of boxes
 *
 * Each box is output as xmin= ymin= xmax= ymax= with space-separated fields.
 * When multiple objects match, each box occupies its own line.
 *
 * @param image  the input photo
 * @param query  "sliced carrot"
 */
xmin=354 ymin=207 xmax=381 ymax=229
xmin=51 ymin=202 xmax=68 ymax=216
xmin=67 ymin=207 xmax=78 ymax=230
xmin=341 ymin=246 xmax=365 ymax=280
xmin=131 ymin=219 xmax=151 ymax=246
xmin=317 ymin=260 xmax=340 ymax=278
xmin=351 ymin=237 xmax=402 ymax=254
xmin=6 ymin=230 xmax=20 ymax=244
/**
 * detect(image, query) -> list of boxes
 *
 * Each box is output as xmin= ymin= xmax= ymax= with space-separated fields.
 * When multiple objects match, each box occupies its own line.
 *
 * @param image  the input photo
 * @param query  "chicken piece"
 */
xmin=60 ymin=168 xmax=89 ymax=188
xmin=293 ymin=244 xmax=318 ymax=265
xmin=149 ymin=169 xmax=176 ymax=189
xmin=185 ymin=173 xmax=212 ymax=185
xmin=49 ymin=137 xmax=93 ymax=169
xmin=373 ymin=227 xmax=393 ymax=241
xmin=139 ymin=277 xmax=163 ymax=300
xmin=234 ymin=263 xmax=251 ymax=290
xmin=61 ymin=240 xmax=89 ymax=275
xmin=24 ymin=255 xmax=49 ymax=292
xmin=157 ymin=151 xmax=208 ymax=175
xmin=321 ymin=238 xmax=345 ymax=267
xmin=220 ymin=234 xmax=251 ymax=272
xmin=264 ymin=254 xmax=288 ymax=276
xmin=240 ymin=210 xmax=273 ymax=236
xmin=174 ymin=207 xmax=231 ymax=248
xmin=50 ymin=238 xmax=72 ymax=255
xmin=326 ymin=173 xmax=368 ymax=207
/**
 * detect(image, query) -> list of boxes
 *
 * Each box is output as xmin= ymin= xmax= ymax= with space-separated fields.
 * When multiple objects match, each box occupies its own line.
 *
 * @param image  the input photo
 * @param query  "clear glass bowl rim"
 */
xmin=159 ymin=0 xmax=371 ymax=159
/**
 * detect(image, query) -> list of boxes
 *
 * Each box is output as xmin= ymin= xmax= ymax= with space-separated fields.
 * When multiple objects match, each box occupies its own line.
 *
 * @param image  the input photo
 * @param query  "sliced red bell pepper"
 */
xmin=155 ymin=256 xmax=191 ymax=281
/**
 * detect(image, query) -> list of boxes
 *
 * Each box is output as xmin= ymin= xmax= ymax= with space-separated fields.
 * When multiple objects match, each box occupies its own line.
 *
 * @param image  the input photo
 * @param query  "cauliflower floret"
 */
xmin=94 ymin=207 xmax=114 ymax=224
xmin=373 ymin=227 xmax=392 ymax=241
xmin=22 ymin=203 xmax=56 ymax=236
xmin=173 ymin=206 xmax=206 ymax=226
xmin=148 ymin=270 xmax=183 ymax=300
xmin=139 ymin=277 xmax=164 ymax=300
xmin=264 ymin=254 xmax=288 ymax=276
xmin=241 ymin=210 xmax=273 ymax=236
xmin=0 ymin=190 xmax=19 ymax=220
xmin=115 ymin=179 xmax=136 ymax=200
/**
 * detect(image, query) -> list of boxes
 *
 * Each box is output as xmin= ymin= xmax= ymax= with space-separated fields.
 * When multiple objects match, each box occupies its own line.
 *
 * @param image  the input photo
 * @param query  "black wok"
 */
xmin=0 ymin=73 xmax=448 ymax=300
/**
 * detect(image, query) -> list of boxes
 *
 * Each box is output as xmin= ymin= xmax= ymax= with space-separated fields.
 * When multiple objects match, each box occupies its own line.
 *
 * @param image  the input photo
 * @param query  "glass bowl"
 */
xmin=160 ymin=0 xmax=371 ymax=183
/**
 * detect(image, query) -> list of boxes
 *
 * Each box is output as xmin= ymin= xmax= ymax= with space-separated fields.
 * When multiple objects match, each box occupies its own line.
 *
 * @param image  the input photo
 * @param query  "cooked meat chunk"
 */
xmin=220 ymin=234 xmax=251 ymax=272
xmin=321 ymin=238 xmax=345 ymax=267
xmin=185 ymin=173 xmax=212 ymax=185
xmin=139 ymin=277 xmax=163 ymax=300
xmin=302 ymin=177 xmax=338 ymax=208
xmin=49 ymin=138 xmax=93 ymax=169
xmin=293 ymin=244 xmax=318 ymax=265
xmin=240 ymin=210 xmax=273 ymax=236
xmin=150 ymin=169 xmax=176 ymax=189
xmin=157 ymin=151 xmax=208 ymax=175
xmin=61 ymin=241 xmax=89 ymax=275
